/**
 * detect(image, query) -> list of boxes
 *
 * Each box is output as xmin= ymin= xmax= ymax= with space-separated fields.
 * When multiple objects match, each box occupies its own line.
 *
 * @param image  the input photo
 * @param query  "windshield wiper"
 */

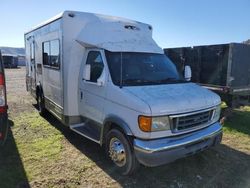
xmin=158 ymin=78 xmax=184 ymax=83
xmin=122 ymin=78 xmax=185 ymax=85
xmin=123 ymin=79 xmax=145 ymax=83
xmin=123 ymin=79 xmax=159 ymax=85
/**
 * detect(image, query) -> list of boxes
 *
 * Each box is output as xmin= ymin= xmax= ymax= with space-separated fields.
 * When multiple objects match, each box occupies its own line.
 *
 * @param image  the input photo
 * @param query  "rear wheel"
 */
xmin=105 ymin=129 xmax=139 ymax=175
xmin=37 ymin=92 xmax=46 ymax=116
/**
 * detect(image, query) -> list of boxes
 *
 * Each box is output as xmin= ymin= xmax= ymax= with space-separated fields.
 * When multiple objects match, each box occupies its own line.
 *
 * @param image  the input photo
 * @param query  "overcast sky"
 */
xmin=0 ymin=0 xmax=249 ymax=48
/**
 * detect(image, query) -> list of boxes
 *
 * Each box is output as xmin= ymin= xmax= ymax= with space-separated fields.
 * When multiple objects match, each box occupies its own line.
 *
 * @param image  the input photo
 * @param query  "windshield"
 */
xmin=105 ymin=51 xmax=184 ymax=86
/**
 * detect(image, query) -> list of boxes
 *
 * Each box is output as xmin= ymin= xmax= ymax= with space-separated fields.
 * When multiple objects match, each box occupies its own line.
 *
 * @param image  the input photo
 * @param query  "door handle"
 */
xmin=80 ymin=91 xmax=83 ymax=99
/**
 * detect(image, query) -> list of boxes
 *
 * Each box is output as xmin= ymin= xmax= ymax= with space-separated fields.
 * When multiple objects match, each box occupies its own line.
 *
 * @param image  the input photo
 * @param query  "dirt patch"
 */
xmin=5 ymin=67 xmax=35 ymax=116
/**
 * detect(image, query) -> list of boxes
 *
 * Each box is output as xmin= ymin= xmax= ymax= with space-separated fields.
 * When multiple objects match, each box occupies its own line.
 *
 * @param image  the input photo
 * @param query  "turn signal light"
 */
xmin=138 ymin=116 xmax=152 ymax=132
xmin=0 ymin=73 xmax=4 ymax=85
xmin=0 ymin=73 xmax=6 ymax=113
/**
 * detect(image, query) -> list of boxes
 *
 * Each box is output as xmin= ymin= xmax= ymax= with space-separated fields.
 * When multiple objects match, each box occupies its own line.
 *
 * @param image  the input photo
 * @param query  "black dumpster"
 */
xmin=164 ymin=43 xmax=250 ymax=107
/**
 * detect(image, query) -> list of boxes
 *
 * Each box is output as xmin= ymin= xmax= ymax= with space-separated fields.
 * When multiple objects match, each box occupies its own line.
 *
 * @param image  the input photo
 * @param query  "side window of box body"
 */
xmin=42 ymin=39 xmax=60 ymax=69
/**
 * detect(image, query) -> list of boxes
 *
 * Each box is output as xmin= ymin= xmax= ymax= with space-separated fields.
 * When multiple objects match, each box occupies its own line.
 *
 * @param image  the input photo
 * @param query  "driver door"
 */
xmin=79 ymin=49 xmax=107 ymax=124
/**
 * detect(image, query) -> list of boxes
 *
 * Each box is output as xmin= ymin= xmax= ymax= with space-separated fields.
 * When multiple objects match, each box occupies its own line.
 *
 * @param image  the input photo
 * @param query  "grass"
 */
xmin=0 ymin=113 xmax=64 ymax=188
xmin=1 ymin=110 xmax=102 ymax=188
xmin=13 ymin=113 xmax=63 ymax=161
xmin=223 ymin=106 xmax=250 ymax=135
xmin=222 ymin=106 xmax=250 ymax=154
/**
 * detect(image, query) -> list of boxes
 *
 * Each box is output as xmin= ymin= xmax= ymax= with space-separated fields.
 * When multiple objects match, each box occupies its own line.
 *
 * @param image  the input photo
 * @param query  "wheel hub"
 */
xmin=109 ymin=137 xmax=126 ymax=167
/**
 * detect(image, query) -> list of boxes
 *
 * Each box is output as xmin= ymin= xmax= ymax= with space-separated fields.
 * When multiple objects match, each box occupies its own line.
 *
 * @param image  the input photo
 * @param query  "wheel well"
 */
xmin=36 ymin=85 xmax=43 ymax=99
xmin=102 ymin=122 xmax=133 ymax=146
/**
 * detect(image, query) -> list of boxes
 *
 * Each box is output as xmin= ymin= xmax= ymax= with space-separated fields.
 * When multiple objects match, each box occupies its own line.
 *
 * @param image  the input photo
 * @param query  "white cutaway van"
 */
xmin=25 ymin=11 xmax=222 ymax=175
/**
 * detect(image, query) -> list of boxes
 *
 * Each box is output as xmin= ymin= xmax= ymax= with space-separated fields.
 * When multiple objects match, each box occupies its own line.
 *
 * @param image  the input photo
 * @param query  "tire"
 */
xmin=37 ymin=92 xmax=46 ymax=116
xmin=105 ymin=129 xmax=139 ymax=175
xmin=0 ymin=117 xmax=9 ymax=146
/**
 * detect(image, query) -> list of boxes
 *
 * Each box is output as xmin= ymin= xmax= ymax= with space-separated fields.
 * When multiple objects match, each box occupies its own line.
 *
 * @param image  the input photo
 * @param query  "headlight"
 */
xmin=152 ymin=116 xmax=171 ymax=131
xmin=138 ymin=116 xmax=171 ymax=132
xmin=212 ymin=105 xmax=221 ymax=123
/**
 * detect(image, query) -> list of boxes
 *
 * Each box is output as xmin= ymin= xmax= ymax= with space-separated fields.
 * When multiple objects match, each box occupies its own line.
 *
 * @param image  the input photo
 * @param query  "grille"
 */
xmin=172 ymin=110 xmax=213 ymax=131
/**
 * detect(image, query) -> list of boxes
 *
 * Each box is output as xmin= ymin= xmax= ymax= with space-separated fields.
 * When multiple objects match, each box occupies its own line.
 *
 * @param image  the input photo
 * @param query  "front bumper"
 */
xmin=134 ymin=122 xmax=222 ymax=167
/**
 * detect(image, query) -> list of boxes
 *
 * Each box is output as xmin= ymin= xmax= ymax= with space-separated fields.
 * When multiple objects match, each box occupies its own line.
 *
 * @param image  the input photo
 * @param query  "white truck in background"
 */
xmin=25 ymin=11 xmax=222 ymax=175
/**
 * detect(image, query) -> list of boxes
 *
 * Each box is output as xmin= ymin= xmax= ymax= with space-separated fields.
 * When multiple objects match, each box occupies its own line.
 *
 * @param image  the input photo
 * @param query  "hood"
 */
xmin=124 ymin=83 xmax=221 ymax=115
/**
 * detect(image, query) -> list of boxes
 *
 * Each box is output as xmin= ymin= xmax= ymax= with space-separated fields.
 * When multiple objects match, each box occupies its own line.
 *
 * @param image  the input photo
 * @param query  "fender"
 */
xmin=101 ymin=115 xmax=134 ymax=145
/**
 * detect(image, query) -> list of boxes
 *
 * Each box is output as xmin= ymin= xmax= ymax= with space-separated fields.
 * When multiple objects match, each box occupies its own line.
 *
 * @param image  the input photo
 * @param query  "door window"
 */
xmin=86 ymin=51 xmax=104 ymax=82
xmin=30 ymin=42 xmax=35 ymax=62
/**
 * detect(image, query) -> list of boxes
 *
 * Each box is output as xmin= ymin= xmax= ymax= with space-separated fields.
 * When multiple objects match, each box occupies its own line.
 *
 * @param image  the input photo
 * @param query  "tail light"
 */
xmin=0 ymin=73 xmax=7 ymax=113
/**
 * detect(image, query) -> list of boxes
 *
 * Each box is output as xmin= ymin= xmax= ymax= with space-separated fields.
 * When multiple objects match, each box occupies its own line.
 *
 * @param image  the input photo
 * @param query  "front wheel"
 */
xmin=105 ymin=129 xmax=139 ymax=175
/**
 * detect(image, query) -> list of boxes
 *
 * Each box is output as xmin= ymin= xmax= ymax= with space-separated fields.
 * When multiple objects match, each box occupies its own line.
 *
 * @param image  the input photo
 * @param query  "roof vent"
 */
xmin=68 ymin=13 xmax=75 ymax=18
xmin=124 ymin=25 xmax=140 ymax=31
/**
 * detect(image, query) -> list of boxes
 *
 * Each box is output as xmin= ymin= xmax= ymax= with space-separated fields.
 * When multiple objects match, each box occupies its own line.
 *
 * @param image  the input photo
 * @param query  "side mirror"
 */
xmin=83 ymin=64 xmax=91 ymax=80
xmin=184 ymin=65 xmax=192 ymax=81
